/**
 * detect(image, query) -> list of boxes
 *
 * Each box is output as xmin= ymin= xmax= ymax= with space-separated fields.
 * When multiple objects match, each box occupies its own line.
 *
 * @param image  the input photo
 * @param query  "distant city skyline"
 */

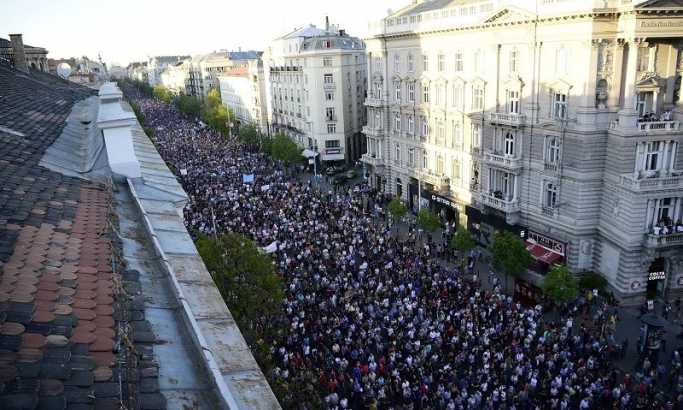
xmin=0 ymin=0 xmax=405 ymax=66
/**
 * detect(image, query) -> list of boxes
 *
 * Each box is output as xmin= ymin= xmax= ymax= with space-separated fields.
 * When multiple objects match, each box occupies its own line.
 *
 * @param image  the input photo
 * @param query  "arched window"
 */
xmin=504 ymin=132 xmax=515 ymax=156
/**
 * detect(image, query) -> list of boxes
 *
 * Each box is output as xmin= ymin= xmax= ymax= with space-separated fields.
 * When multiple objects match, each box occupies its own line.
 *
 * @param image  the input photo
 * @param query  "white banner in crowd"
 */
xmin=260 ymin=184 xmax=270 ymax=192
xmin=180 ymin=168 xmax=188 ymax=176
xmin=262 ymin=241 xmax=278 ymax=254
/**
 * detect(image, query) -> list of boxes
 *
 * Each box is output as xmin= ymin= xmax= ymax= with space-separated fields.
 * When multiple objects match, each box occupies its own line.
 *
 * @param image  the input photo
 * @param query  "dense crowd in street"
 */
xmin=126 ymin=86 xmax=683 ymax=409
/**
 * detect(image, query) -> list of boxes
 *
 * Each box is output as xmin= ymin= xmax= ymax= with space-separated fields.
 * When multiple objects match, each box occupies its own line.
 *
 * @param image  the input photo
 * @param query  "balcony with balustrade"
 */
xmin=362 ymin=125 xmax=385 ymax=138
xmin=477 ymin=192 xmax=520 ymax=213
xmin=645 ymin=231 xmax=683 ymax=249
xmin=489 ymin=112 xmax=526 ymax=127
xmin=619 ymin=171 xmax=683 ymax=193
xmin=483 ymin=151 xmax=523 ymax=171
xmin=610 ymin=119 xmax=681 ymax=135
xmin=361 ymin=153 xmax=385 ymax=168
xmin=365 ymin=97 xmax=388 ymax=108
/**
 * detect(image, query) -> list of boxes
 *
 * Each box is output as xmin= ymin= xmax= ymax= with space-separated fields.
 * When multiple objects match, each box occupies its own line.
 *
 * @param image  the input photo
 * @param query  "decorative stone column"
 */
xmin=618 ymin=39 xmax=644 ymax=129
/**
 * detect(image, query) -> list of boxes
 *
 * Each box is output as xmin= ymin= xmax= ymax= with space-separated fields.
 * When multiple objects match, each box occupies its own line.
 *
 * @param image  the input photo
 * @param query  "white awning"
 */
xmin=301 ymin=149 xmax=319 ymax=158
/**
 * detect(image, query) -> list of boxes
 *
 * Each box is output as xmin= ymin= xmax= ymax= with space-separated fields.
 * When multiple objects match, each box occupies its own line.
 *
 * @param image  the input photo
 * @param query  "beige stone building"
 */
xmin=0 ymin=34 xmax=48 ymax=72
xmin=363 ymin=0 xmax=683 ymax=304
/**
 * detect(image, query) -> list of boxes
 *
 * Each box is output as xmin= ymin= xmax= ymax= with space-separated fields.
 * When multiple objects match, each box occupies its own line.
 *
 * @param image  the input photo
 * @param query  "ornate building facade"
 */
xmin=363 ymin=0 xmax=683 ymax=304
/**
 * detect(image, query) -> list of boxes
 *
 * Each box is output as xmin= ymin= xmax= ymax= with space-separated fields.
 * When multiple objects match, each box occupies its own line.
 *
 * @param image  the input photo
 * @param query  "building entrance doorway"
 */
xmin=647 ymin=257 xmax=667 ymax=301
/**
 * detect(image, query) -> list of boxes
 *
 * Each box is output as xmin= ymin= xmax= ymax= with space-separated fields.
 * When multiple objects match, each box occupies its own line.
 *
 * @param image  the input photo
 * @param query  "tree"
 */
xmin=176 ymin=94 xmax=201 ymax=118
xmin=578 ymin=271 xmax=608 ymax=294
xmin=386 ymin=197 xmax=407 ymax=234
xmin=196 ymin=233 xmax=283 ymax=371
xmin=451 ymin=225 xmax=476 ymax=268
xmin=269 ymin=133 xmax=302 ymax=165
xmin=152 ymin=85 xmax=172 ymax=103
xmin=416 ymin=208 xmax=441 ymax=233
xmin=543 ymin=264 xmax=579 ymax=305
xmin=489 ymin=230 xmax=533 ymax=293
xmin=201 ymin=89 xmax=234 ymax=136
xmin=238 ymin=124 xmax=260 ymax=148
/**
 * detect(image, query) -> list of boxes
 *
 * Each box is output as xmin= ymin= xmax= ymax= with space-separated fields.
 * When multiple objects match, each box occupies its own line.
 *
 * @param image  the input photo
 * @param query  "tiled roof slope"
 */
xmin=0 ymin=66 xmax=163 ymax=409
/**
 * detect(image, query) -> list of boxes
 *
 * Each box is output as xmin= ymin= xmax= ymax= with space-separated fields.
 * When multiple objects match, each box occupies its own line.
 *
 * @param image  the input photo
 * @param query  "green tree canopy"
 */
xmin=387 ymin=197 xmax=407 ymax=221
xmin=196 ymin=233 xmax=283 ymax=361
xmin=489 ymin=230 xmax=533 ymax=278
xmin=578 ymin=271 xmax=608 ymax=294
xmin=451 ymin=225 xmax=476 ymax=254
xmin=543 ymin=264 xmax=579 ymax=305
xmin=176 ymin=94 xmax=201 ymax=117
xmin=416 ymin=208 xmax=441 ymax=232
xmin=201 ymin=89 xmax=234 ymax=136
xmin=152 ymin=85 xmax=172 ymax=103
xmin=270 ymin=133 xmax=302 ymax=165
xmin=238 ymin=124 xmax=260 ymax=147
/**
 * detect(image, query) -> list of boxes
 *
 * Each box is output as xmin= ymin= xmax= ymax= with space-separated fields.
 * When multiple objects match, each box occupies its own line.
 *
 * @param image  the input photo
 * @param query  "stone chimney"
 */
xmin=9 ymin=34 xmax=28 ymax=72
xmin=325 ymin=16 xmax=330 ymax=32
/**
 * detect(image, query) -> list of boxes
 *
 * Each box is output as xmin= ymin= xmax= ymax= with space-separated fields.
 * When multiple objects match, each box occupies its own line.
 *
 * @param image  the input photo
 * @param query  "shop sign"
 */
xmin=527 ymin=230 xmax=566 ymax=256
xmin=648 ymin=271 xmax=666 ymax=281
xmin=430 ymin=194 xmax=458 ymax=210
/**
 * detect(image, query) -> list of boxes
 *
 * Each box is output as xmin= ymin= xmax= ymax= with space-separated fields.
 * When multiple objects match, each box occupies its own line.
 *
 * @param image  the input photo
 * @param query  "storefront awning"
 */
xmin=525 ymin=241 xmax=563 ymax=265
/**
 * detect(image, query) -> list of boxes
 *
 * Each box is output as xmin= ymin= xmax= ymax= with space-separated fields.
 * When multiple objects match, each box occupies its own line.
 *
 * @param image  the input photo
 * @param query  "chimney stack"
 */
xmin=325 ymin=16 xmax=330 ymax=32
xmin=9 ymin=34 xmax=28 ymax=72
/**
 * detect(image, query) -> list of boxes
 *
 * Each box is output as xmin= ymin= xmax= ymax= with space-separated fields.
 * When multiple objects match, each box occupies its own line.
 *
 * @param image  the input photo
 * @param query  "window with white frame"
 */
xmin=656 ymin=197 xmax=674 ymax=223
xmin=323 ymin=57 xmax=332 ymax=67
xmin=645 ymin=141 xmax=662 ymax=171
xmin=637 ymin=47 xmax=650 ymax=72
xmin=454 ymin=50 xmax=464 ymax=72
xmin=395 ymin=143 xmax=401 ymax=163
xmin=452 ymin=158 xmax=461 ymax=180
xmin=436 ymin=155 xmax=445 ymax=175
xmin=545 ymin=136 xmax=561 ymax=164
xmin=327 ymin=123 xmax=336 ymax=133
xmin=435 ymin=84 xmax=443 ymax=105
xmin=421 ymin=116 xmax=429 ymax=138
xmin=394 ymin=54 xmax=401 ymax=72
xmin=472 ymin=124 xmax=481 ymax=148
xmin=422 ymin=150 xmax=429 ymax=169
xmin=553 ymin=92 xmax=568 ymax=120
xmin=504 ymin=132 xmax=515 ymax=156
xmin=394 ymin=113 xmax=401 ymax=132
xmin=324 ymin=73 xmax=333 ymax=84
xmin=326 ymin=107 xmax=335 ymax=121
xmin=472 ymin=86 xmax=484 ymax=110
xmin=544 ymin=182 xmax=559 ymax=208
xmin=423 ymin=54 xmax=429 ymax=72
xmin=509 ymin=47 xmax=519 ymax=73
xmin=507 ymin=90 xmax=520 ymax=114
xmin=325 ymin=91 xmax=334 ymax=101
xmin=436 ymin=121 xmax=445 ymax=146
xmin=438 ymin=54 xmax=446 ymax=72
xmin=422 ymin=84 xmax=430 ymax=103
xmin=395 ymin=83 xmax=401 ymax=102
xmin=408 ymin=148 xmax=415 ymax=166
xmin=408 ymin=83 xmax=415 ymax=102
xmin=374 ymin=111 xmax=381 ymax=130
xmin=451 ymin=83 xmax=462 ymax=109
xmin=408 ymin=53 xmax=414 ymax=71
xmin=451 ymin=120 xmax=461 ymax=147
xmin=375 ymin=82 xmax=382 ymax=99
xmin=325 ymin=139 xmax=340 ymax=148
xmin=408 ymin=115 xmax=414 ymax=135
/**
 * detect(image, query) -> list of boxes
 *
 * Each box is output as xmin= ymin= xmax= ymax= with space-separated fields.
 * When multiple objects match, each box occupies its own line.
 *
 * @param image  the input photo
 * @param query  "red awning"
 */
xmin=525 ymin=241 xmax=563 ymax=265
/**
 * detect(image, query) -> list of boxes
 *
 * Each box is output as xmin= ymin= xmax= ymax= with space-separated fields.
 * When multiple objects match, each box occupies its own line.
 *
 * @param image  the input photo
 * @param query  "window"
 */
xmin=422 ymin=84 xmax=430 ymax=103
xmin=657 ymin=197 xmax=674 ymax=222
xmin=324 ymin=40 xmax=332 ymax=48
xmin=423 ymin=54 xmax=429 ymax=72
xmin=408 ymin=115 xmax=415 ymax=134
xmin=472 ymin=86 xmax=484 ymax=110
xmin=395 ymin=83 xmax=401 ymax=102
xmin=395 ymin=143 xmax=401 ymax=163
xmin=374 ymin=112 xmax=382 ymax=130
xmin=375 ymin=82 xmax=382 ymax=99
xmin=324 ymin=74 xmax=333 ymax=84
xmin=472 ymin=124 xmax=481 ymax=148
xmin=452 ymin=159 xmax=461 ymax=180
xmin=325 ymin=140 xmax=340 ymax=148
xmin=553 ymin=92 xmax=567 ymax=120
xmin=507 ymin=90 xmax=520 ymax=114
xmin=637 ymin=47 xmax=650 ymax=72
xmin=451 ymin=120 xmax=461 ymax=147
xmin=438 ymin=54 xmax=445 ymax=72
xmin=645 ymin=141 xmax=662 ymax=171
xmin=394 ymin=54 xmax=401 ymax=72
xmin=327 ymin=123 xmax=336 ymax=133
xmin=326 ymin=107 xmax=335 ymax=121
xmin=408 ymin=148 xmax=415 ymax=166
xmin=421 ymin=116 xmax=429 ymax=138
xmin=325 ymin=91 xmax=334 ymax=101
xmin=422 ymin=150 xmax=429 ymax=170
xmin=436 ymin=121 xmax=445 ymax=146
xmin=454 ymin=50 xmax=464 ymax=72
xmin=451 ymin=84 xmax=462 ymax=109
xmin=509 ymin=48 xmax=519 ymax=73
xmin=545 ymin=136 xmax=561 ymax=164
xmin=323 ymin=57 xmax=332 ymax=67
xmin=504 ymin=132 xmax=515 ymax=156
xmin=408 ymin=53 xmax=414 ymax=71
xmin=394 ymin=113 xmax=401 ymax=131
xmin=436 ymin=155 xmax=445 ymax=175
xmin=544 ymin=182 xmax=559 ymax=208
xmin=435 ymin=85 xmax=442 ymax=105
xmin=408 ymin=83 xmax=415 ymax=102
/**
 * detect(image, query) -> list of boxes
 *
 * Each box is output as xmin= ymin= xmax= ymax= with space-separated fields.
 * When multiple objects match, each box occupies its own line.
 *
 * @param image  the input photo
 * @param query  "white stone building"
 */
xmin=159 ymin=60 xmax=191 ymax=95
xmin=363 ymin=0 xmax=683 ymax=304
xmin=147 ymin=55 xmax=189 ymax=86
xmin=218 ymin=56 xmax=268 ymax=133
xmin=265 ymin=20 xmax=367 ymax=164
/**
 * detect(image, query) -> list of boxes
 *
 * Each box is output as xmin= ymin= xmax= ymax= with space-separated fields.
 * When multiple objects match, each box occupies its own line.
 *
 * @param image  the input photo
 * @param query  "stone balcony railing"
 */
xmin=489 ymin=112 xmax=526 ymax=127
xmin=483 ymin=151 xmax=523 ymax=170
xmin=478 ymin=192 xmax=520 ymax=213
xmin=610 ymin=119 xmax=681 ymax=134
xmin=365 ymin=97 xmax=388 ymax=107
xmin=362 ymin=125 xmax=384 ymax=137
xmin=645 ymin=232 xmax=683 ymax=248
xmin=619 ymin=171 xmax=683 ymax=192
xmin=361 ymin=153 xmax=384 ymax=167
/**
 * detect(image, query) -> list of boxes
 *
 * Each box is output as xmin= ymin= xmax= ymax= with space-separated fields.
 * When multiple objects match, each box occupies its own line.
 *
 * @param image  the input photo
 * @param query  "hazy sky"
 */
xmin=1 ymin=0 xmax=406 ymax=66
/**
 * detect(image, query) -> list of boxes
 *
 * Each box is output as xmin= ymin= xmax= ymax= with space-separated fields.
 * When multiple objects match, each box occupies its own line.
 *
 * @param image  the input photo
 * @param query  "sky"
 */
xmin=1 ymin=0 xmax=406 ymax=67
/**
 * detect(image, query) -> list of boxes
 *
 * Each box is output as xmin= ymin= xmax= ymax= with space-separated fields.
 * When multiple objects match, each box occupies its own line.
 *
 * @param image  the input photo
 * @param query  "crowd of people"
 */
xmin=126 ymin=86 xmax=683 ymax=409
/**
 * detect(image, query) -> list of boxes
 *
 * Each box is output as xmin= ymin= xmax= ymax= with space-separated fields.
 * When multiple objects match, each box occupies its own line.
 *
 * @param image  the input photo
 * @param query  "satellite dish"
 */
xmin=57 ymin=63 xmax=72 ymax=79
